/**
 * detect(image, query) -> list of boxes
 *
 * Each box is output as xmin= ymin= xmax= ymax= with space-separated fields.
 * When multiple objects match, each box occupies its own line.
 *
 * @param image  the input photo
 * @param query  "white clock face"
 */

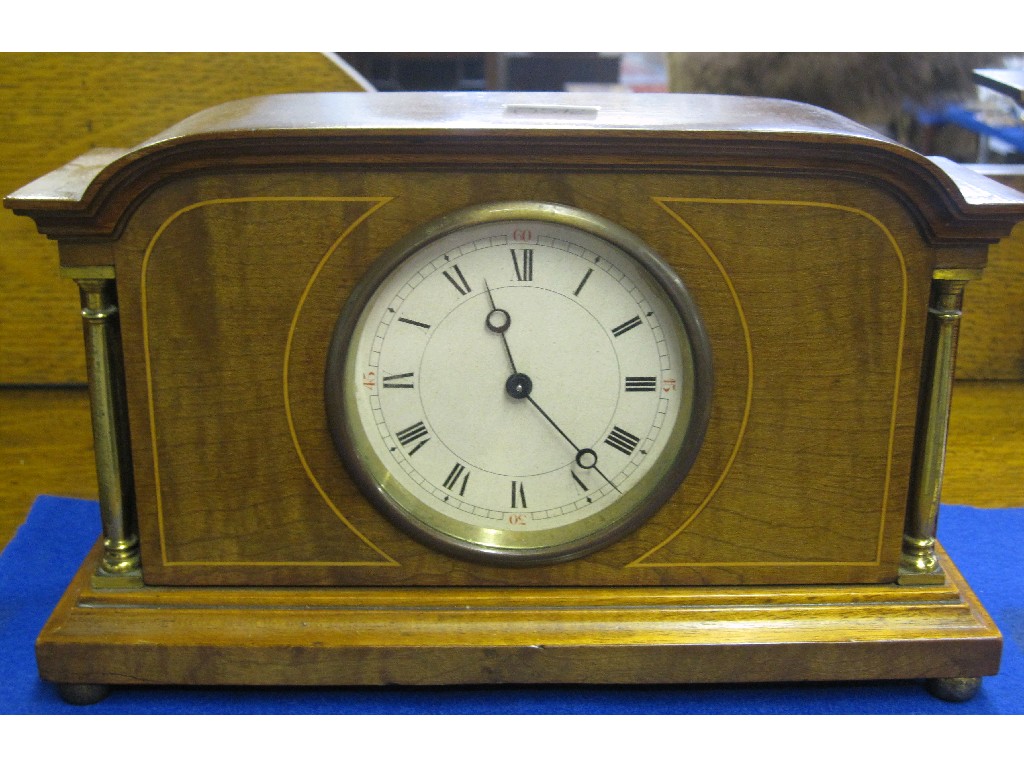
xmin=326 ymin=202 xmax=711 ymax=564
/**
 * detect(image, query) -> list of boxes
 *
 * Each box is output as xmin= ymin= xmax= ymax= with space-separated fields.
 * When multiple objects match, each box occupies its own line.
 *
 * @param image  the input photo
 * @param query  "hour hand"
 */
xmin=486 ymin=306 xmax=511 ymax=334
xmin=483 ymin=279 xmax=518 ymax=374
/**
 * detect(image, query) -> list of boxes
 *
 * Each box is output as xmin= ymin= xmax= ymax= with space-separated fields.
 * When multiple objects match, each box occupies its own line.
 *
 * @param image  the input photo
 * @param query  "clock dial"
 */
xmin=326 ymin=202 xmax=712 ymax=564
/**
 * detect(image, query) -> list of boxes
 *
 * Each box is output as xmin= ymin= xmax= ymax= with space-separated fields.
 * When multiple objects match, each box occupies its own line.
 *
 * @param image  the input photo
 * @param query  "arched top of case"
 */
xmin=7 ymin=91 xmax=1024 ymax=250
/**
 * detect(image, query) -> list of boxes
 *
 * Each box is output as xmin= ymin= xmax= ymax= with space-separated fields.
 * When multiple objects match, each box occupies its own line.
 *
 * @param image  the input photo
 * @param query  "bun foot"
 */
xmin=926 ymin=676 xmax=981 ymax=702
xmin=56 ymin=682 xmax=111 ymax=705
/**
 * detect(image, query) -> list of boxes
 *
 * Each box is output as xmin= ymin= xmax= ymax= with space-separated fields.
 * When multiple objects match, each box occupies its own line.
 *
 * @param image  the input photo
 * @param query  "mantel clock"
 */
xmin=8 ymin=92 xmax=1024 ymax=704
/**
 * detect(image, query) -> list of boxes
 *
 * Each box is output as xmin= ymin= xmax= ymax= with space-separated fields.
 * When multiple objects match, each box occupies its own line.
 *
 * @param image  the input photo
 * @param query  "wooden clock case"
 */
xmin=8 ymin=92 xmax=1024 ymax=703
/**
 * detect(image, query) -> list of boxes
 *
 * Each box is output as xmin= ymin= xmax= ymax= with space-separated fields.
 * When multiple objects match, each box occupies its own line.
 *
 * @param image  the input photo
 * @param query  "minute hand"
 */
xmin=524 ymin=394 xmax=621 ymax=493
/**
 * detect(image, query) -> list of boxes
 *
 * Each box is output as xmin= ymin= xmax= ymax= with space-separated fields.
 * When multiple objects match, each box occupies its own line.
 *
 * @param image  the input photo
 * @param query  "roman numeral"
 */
xmin=604 ymin=426 xmax=640 ymax=456
xmin=395 ymin=421 xmax=430 ymax=454
xmin=573 ymin=267 xmax=593 ymax=296
xmin=612 ymin=315 xmax=642 ymax=337
xmin=382 ymin=372 xmax=415 ymax=389
xmin=442 ymin=264 xmax=472 ymax=296
xmin=624 ymin=376 xmax=657 ymax=392
xmin=398 ymin=316 xmax=431 ymax=330
xmin=511 ymin=248 xmax=534 ymax=281
xmin=511 ymin=480 xmax=527 ymax=509
xmin=442 ymin=463 xmax=470 ymax=496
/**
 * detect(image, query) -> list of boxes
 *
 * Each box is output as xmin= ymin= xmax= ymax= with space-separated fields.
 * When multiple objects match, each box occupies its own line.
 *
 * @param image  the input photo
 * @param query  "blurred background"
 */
xmin=339 ymin=52 xmax=1024 ymax=163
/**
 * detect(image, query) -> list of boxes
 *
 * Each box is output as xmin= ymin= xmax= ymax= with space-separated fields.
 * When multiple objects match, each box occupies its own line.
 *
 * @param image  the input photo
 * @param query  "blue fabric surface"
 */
xmin=2 ymin=495 xmax=1021 ymax=714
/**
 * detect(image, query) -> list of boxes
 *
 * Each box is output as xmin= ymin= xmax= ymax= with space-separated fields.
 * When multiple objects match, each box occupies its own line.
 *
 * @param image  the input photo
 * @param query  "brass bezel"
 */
xmin=325 ymin=201 xmax=713 ymax=565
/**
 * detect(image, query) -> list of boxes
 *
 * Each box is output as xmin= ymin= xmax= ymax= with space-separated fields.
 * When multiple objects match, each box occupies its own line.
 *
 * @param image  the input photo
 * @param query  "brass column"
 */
xmin=73 ymin=273 xmax=140 ymax=581
xmin=899 ymin=273 xmax=974 ymax=585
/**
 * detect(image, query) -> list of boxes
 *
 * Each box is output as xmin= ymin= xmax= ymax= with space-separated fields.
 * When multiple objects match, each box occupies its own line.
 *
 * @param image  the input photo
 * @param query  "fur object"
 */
xmin=666 ymin=53 xmax=1009 ymax=156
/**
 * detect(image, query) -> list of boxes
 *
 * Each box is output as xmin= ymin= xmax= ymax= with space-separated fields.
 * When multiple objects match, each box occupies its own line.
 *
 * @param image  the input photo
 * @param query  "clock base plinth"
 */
xmin=36 ymin=542 xmax=1001 ymax=698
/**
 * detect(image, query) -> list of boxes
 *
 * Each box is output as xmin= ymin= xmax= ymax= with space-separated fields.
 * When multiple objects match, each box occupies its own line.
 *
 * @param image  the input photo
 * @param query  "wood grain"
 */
xmin=957 ymin=168 xmax=1024 ymax=381
xmin=109 ymin=170 xmax=929 ymax=587
xmin=944 ymin=382 xmax=1024 ymax=507
xmin=10 ymin=93 xmax=1023 ymax=249
xmin=0 ymin=52 xmax=365 ymax=386
xmin=4 ymin=382 xmax=1015 ymax=554
xmin=35 ymin=540 xmax=1001 ymax=687
xmin=0 ymin=388 xmax=97 ymax=548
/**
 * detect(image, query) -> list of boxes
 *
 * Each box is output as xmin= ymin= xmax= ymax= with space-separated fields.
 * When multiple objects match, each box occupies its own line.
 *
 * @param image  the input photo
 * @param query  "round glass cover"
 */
xmin=325 ymin=201 xmax=712 ymax=565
